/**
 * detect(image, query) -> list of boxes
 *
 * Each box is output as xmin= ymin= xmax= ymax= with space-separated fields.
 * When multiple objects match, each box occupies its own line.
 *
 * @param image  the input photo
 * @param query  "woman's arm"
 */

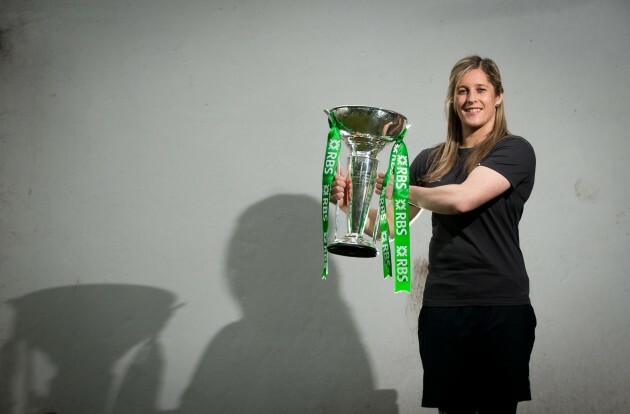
xmin=376 ymin=165 xmax=510 ymax=215
xmin=363 ymin=203 xmax=422 ymax=238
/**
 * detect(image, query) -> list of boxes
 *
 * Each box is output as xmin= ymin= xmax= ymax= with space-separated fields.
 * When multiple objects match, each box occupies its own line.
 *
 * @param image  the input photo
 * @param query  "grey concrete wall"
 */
xmin=0 ymin=0 xmax=628 ymax=413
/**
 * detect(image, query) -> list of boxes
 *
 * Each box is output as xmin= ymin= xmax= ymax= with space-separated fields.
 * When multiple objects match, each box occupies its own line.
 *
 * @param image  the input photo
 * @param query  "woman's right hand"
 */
xmin=374 ymin=172 xmax=393 ymax=199
xmin=330 ymin=169 xmax=349 ymax=213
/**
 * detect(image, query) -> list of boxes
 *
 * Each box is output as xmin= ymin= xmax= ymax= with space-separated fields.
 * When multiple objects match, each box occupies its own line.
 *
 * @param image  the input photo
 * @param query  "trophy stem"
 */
xmin=348 ymin=155 xmax=378 ymax=236
xmin=328 ymin=155 xmax=378 ymax=258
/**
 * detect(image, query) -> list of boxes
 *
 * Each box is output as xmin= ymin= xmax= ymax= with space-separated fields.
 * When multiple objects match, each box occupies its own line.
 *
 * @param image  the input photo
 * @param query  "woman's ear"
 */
xmin=495 ymin=93 xmax=504 ymax=107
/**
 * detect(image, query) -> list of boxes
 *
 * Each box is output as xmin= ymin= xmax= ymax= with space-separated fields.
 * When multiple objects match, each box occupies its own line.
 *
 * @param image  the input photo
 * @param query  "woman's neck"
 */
xmin=460 ymin=134 xmax=487 ymax=148
xmin=460 ymin=126 xmax=491 ymax=148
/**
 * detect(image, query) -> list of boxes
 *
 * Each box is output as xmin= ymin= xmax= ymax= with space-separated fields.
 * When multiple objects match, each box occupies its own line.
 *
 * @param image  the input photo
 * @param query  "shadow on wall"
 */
xmin=0 ymin=195 xmax=397 ymax=413
xmin=0 ymin=284 xmax=178 ymax=414
xmin=177 ymin=194 xmax=397 ymax=414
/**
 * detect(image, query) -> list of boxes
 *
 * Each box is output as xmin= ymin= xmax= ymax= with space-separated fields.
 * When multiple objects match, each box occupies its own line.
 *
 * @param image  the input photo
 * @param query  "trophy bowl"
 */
xmin=326 ymin=106 xmax=408 ymax=258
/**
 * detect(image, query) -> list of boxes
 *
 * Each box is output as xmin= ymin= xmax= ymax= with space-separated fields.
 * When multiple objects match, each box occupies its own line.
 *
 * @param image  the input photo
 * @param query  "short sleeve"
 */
xmin=480 ymin=136 xmax=536 ymax=189
xmin=409 ymin=147 xmax=435 ymax=186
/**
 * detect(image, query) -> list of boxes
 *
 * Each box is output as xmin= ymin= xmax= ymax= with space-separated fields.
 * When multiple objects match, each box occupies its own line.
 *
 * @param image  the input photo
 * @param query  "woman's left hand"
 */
xmin=375 ymin=172 xmax=393 ymax=199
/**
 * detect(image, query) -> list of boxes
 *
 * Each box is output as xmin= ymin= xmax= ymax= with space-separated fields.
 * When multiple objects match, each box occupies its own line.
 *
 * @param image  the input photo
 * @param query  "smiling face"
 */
xmin=454 ymin=68 xmax=504 ymax=141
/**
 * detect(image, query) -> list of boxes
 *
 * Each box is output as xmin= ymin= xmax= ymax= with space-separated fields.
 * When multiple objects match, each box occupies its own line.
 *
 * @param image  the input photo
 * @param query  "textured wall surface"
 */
xmin=1 ymin=0 xmax=629 ymax=413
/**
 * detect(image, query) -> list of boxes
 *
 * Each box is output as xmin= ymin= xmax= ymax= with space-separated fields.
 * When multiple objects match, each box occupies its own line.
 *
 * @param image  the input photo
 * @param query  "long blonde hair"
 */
xmin=422 ymin=56 xmax=510 ymax=183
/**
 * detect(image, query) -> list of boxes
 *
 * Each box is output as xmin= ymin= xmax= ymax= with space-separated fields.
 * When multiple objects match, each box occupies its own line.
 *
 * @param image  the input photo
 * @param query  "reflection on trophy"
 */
xmin=325 ymin=106 xmax=408 ymax=258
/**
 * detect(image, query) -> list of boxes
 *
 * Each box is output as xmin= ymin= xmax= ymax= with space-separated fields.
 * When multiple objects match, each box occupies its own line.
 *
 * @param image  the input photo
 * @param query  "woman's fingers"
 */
xmin=330 ymin=171 xmax=347 ymax=205
xmin=374 ymin=173 xmax=393 ymax=199
xmin=375 ymin=172 xmax=385 ymax=194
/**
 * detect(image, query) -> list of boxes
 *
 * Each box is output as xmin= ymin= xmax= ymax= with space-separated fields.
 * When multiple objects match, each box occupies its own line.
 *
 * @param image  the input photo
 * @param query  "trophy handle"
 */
xmin=323 ymin=109 xmax=332 ymax=127
xmin=372 ymin=208 xmax=381 ymax=243
xmin=333 ymin=164 xmax=341 ymax=242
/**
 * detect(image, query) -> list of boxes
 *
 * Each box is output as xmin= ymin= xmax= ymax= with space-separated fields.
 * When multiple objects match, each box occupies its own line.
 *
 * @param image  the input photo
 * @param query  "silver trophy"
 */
xmin=326 ymin=105 xmax=408 ymax=258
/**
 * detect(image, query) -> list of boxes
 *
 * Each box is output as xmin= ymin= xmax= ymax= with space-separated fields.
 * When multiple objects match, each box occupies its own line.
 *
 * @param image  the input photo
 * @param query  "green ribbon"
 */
xmin=378 ymin=129 xmax=411 ymax=292
xmin=321 ymin=115 xmax=342 ymax=278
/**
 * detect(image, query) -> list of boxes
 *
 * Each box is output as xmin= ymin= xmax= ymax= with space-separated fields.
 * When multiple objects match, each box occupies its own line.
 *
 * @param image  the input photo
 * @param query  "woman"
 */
xmin=331 ymin=56 xmax=536 ymax=413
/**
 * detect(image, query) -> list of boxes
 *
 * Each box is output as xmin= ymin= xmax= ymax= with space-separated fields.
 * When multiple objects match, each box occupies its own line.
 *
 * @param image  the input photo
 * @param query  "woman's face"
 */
xmin=454 ymin=68 xmax=503 ymax=138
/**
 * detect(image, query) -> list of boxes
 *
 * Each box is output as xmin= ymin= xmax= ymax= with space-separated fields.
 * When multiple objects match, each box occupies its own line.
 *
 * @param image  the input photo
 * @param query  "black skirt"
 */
xmin=418 ymin=305 xmax=537 ymax=410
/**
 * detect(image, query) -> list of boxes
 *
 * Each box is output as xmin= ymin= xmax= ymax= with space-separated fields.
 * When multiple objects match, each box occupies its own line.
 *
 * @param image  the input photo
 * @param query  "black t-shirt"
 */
xmin=410 ymin=136 xmax=536 ymax=306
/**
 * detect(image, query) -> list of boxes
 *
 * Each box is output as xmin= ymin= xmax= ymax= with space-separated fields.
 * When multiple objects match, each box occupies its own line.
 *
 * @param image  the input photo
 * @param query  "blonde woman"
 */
xmin=333 ymin=55 xmax=537 ymax=413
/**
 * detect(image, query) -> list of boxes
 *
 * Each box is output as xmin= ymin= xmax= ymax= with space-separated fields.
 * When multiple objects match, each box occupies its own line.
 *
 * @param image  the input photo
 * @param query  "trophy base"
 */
xmin=328 ymin=237 xmax=378 ymax=258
